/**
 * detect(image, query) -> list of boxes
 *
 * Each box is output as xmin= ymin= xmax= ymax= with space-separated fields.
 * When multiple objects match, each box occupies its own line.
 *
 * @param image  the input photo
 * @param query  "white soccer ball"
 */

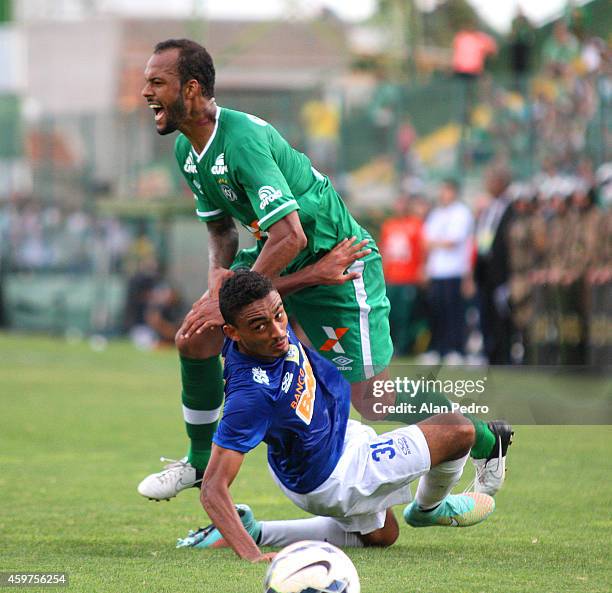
xmin=263 ymin=540 xmax=360 ymax=593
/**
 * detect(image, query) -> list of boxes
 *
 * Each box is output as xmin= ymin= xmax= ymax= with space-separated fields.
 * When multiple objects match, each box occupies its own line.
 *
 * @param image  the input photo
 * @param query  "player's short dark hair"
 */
xmin=154 ymin=38 xmax=215 ymax=98
xmin=219 ymin=270 xmax=275 ymax=325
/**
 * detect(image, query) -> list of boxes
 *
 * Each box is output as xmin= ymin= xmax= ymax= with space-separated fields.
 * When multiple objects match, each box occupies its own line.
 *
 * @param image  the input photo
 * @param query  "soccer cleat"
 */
xmin=471 ymin=420 xmax=514 ymax=496
xmin=137 ymin=456 xmax=201 ymax=501
xmin=404 ymin=492 xmax=495 ymax=528
xmin=176 ymin=504 xmax=261 ymax=549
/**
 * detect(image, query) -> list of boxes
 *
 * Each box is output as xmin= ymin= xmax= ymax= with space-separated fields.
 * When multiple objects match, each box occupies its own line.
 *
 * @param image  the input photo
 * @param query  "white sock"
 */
xmin=259 ymin=516 xmax=364 ymax=548
xmin=415 ymin=453 xmax=469 ymax=510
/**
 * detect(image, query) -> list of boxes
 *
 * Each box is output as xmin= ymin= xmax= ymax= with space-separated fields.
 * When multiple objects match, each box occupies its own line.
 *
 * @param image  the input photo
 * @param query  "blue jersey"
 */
xmin=214 ymin=324 xmax=350 ymax=494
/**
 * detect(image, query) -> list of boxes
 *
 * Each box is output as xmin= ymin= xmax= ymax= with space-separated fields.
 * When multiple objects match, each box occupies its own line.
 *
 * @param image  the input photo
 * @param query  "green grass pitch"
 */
xmin=1 ymin=333 xmax=610 ymax=593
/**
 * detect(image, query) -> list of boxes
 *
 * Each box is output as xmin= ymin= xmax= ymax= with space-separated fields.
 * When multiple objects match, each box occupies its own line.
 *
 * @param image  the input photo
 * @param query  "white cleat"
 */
xmin=472 ymin=456 xmax=506 ymax=496
xmin=137 ymin=456 xmax=201 ymax=501
xmin=469 ymin=421 xmax=514 ymax=496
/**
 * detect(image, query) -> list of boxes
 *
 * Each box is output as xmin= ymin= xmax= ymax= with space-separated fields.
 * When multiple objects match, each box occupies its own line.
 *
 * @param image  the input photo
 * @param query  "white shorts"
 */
xmin=270 ymin=420 xmax=431 ymax=535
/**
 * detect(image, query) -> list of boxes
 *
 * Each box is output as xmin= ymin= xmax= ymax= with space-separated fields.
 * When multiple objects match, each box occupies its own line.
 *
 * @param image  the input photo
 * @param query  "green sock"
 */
xmin=385 ymin=390 xmax=495 ymax=459
xmin=465 ymin=414 xmax=496 ymax=459
xmin=180 ymin=354 xmax=224 ymax=471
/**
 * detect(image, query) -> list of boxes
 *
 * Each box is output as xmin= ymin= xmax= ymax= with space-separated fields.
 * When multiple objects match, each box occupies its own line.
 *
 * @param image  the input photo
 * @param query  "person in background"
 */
xmin=474 ymin=166 xmax=514 ymax=365
xmin=452 ymin=19 xmax=497 ymax=164
xmin=380 ymin=191 xmax=427 ymax=356
xmin=144 ymin=282 xmax=184 ymax=348
xmin=422 ymin=179 xmax=473 ymax=365
xmin=508 ymin=8 xmax=534 ymax=92
xmin=506 ymin=182 xmax=540 ymax=363
xmin=542 ymin=21 xmax=580 ymax=76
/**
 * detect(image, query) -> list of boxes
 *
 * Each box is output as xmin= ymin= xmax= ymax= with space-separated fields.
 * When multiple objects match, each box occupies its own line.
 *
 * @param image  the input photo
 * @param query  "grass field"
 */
xmin=1 ymin=333 xmax=610 ymax=593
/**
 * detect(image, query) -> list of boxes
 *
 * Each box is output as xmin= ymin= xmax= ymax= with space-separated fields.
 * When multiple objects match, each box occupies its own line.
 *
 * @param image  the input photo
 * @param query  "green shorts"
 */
xmin=231 ymin=247 xmax=393 ymax=383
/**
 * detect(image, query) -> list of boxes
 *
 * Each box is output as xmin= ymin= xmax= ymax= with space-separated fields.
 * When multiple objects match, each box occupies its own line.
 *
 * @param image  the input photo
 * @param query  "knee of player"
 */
xmin=361 ymin=528 xmax=398 ymax=548
xmin=351 ymin=396 xmax=386 ymax=422
xmin=452 ymin=415 xmax=475 ymax=450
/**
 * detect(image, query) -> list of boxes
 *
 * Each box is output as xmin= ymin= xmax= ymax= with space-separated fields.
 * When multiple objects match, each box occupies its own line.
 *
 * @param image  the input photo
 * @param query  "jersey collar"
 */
xmin=191 ymin=105 xmax=221 ymax=163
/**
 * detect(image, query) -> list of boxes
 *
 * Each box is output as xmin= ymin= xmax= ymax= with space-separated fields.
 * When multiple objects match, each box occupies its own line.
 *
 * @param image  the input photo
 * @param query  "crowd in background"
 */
xmin=0 ymin=200 xmax=184 ymax=346
xmin=380 ymin=161 xmax=611 ymax=366
xmin=457 ymin=12 xmax=610 ymax=172
xmin=0 ymin=199 xmax=132 ymax=274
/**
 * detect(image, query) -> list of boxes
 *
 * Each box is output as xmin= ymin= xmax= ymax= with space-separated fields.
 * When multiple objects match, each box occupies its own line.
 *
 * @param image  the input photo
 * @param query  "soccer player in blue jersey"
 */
xmin=138 ymin=39 xmax=512 ymax=503
xmin=176 ymin=270 xmax=495 ymax=562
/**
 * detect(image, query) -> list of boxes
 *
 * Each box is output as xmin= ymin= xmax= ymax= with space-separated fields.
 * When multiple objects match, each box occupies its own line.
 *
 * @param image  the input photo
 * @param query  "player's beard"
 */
xmin=157 ymin=95 xmax=187 ymax=135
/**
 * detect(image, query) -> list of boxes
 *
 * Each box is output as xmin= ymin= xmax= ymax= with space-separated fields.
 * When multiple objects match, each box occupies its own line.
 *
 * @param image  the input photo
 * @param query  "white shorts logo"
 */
xmin=252 ymin=367 xmax=269 ymax=385
xmin=258 ymin=185 xmax=283 ymax=210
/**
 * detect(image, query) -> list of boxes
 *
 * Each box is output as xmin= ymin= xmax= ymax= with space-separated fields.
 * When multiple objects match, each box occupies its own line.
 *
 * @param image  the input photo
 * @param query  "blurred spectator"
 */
xmin=508 ymin=8 xmax=534 ymax=90
xmin=452 ymin=22 xmax=497 ymax=164
xmin=586 ymin=166 xmax=612 ymax=366
xmin=395 ymin=117 xmax=423 ymax=180
xmin=300 ymin=98 xmax=340 ymax=177
xmin=124 ymin=255 xmax=160 ymax=336
xmin=542 ymin=21 xmax=580 ymax=76
xmin=422 ymin=179 xmax=473 ymax=364
xmin=506 ymin=182 xmax=543 ymax=361
xmin=142 ymin=282 xmax=184 ymax=348
xmin=380 ymin=192 xmax=427 ymax=356
xmin=452 ymin=23 xmax=498 ymax=79
xmin=474 ymin=165 xmax=514 ymax=364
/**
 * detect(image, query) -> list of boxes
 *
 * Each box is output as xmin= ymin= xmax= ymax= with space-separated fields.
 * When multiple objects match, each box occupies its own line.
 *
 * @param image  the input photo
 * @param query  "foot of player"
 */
xmin=137 ymin=420 xmax=513 ymax=502
xmin=175 ymin=494 xmax=495 ymax=550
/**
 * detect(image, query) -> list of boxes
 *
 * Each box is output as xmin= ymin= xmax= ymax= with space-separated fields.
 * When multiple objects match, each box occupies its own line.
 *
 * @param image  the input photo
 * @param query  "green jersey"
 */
xmin=174 ymin=106 xmax=365 ymax=274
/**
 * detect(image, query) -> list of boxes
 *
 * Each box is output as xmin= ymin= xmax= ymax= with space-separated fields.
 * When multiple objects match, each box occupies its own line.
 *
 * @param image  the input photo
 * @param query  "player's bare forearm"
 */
xmin=272 ymin=267 xmax=317 ymax=297
xmin=273 ymin=236 xmax=371 ymax=297
xmin=200 ymin=446 xmax=267 ymax=562
xmin=251 ymin=211 xmax=307 ymax=278
xmin=207 ymin=217 xmax=239 ymax=281
xmin=200 ymin=481 xmax=263 ymax=562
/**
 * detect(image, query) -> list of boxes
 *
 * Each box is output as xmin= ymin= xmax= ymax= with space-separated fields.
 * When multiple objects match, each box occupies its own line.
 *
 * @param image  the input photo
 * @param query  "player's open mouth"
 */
xmin=148 ymin=102 xmax=165 ymax=122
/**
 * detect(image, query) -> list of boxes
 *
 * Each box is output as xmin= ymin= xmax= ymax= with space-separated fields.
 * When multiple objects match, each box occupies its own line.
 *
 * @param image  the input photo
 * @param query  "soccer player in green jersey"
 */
xmin=137 ymin=38 xmax=512 ymax=502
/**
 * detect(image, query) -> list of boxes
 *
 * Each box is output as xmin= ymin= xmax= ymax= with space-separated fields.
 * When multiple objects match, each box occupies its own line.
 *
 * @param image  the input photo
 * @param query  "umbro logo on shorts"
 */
xmin=319 ymin=327 xmax=348 ymax=353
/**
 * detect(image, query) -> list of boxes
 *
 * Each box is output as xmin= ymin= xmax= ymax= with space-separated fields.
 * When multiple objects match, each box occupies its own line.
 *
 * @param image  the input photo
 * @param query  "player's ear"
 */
xmin=183 ymin=79 xmax=199 ymax=99
xmin=223 ymin=324 xmax=239 ymax=342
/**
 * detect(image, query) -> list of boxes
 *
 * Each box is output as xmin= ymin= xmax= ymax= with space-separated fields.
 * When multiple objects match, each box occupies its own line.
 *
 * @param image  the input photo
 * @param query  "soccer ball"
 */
xmin=263 ymin=540 xmax=360 ymax=593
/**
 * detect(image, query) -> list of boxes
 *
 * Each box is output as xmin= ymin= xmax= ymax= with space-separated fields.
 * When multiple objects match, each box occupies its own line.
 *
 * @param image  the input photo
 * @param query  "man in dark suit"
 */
xmin=474 ymin=166 xmax=514 ymax=364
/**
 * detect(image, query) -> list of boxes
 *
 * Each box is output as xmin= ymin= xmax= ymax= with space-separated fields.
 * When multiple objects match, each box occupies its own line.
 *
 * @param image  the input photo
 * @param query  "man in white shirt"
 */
xmin=423 ymin=179 xmax=474 ymax=364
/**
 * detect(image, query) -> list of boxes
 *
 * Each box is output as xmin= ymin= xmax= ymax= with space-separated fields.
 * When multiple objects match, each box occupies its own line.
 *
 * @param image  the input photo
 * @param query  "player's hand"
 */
xmin=311 ymin=237 xmax=371 ymax=285
xmin=208 ymin=267 xmax=234 ymax=298
xmin=179 ymin=292 xmax=224 ymax=338
xmin=250 ymin=552 xmax=277 ymax=563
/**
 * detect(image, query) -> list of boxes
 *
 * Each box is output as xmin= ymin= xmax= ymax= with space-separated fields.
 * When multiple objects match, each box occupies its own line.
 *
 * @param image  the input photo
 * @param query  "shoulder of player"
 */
xmin=219 ymin=107 xmax=274 ymax=149
xmin=174 ymin=133 xmax=191 ymax=155
xmin=225 ymin=359 xmax=280 ymax=389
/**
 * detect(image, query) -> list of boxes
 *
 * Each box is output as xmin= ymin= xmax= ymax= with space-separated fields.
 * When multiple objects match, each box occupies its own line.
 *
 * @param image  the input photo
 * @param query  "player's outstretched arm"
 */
xmin=273 ymin=236 xmax=371 ymax=297
xmin=200 ymin=445 xmax=274 ymax=563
